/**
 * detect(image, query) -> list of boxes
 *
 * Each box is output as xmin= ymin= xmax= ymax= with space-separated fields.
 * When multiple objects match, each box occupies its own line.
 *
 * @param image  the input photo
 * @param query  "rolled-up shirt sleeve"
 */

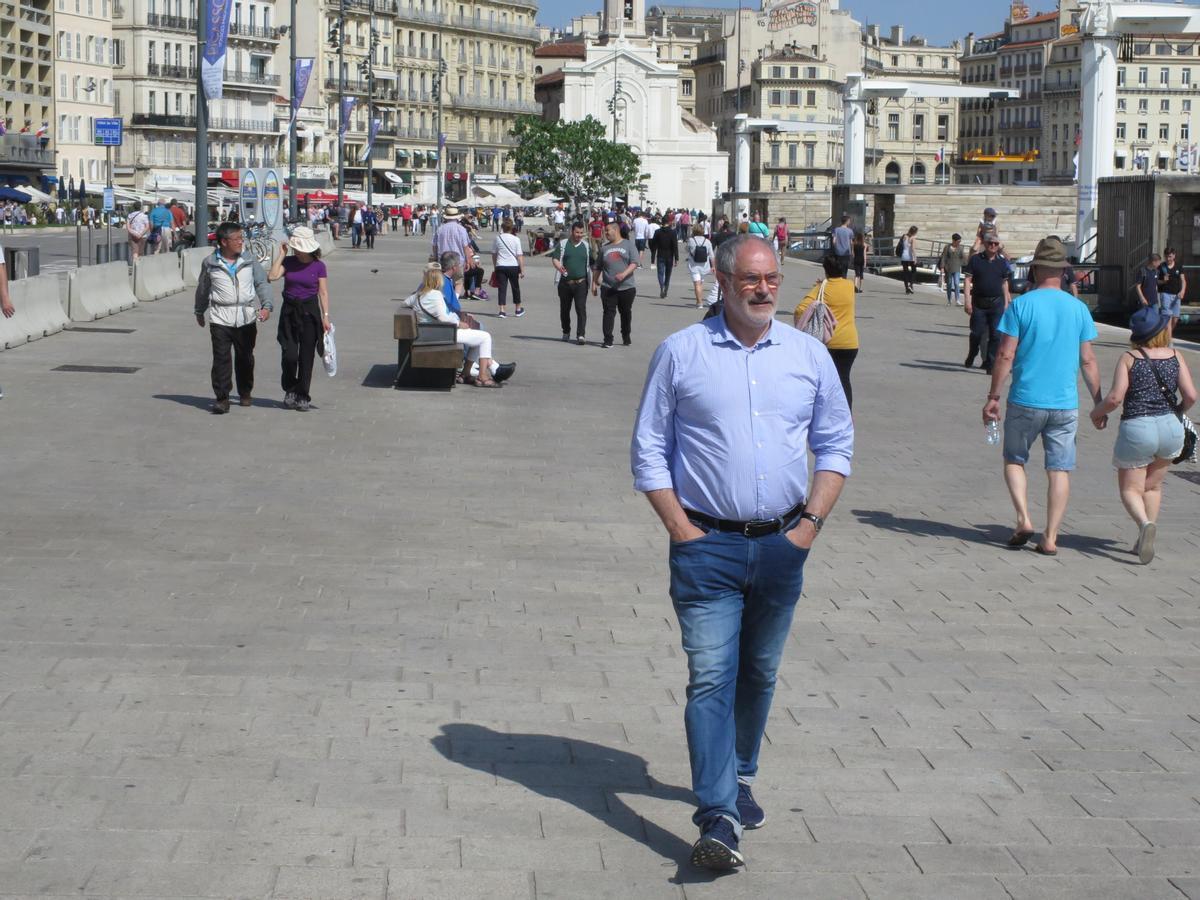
xmin=808 ymin=349 xmax=854 ymax=478
xmin=631 ymin=341 xmax=678 ymax=493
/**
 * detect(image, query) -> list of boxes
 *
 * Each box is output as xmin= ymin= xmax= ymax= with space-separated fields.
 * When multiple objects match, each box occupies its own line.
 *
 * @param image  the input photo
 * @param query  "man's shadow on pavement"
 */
xmin=433 ymin=723 xmax=731 ymax=884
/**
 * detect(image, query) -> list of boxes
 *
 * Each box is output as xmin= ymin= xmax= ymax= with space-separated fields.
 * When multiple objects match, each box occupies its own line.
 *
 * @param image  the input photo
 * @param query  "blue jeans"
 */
xmin=945 ymin=271 xmax=961 ymax=303
xmin=351 ymin=223 xmax=362 ymax=247
xmin=656 ymin=257 xmax=673 ymax=293
xmin=668 ymin=527 xmax=808 ymax=835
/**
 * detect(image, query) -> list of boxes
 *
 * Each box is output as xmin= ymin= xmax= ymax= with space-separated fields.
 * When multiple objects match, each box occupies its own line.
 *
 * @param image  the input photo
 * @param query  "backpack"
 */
xmin=895 ymin=237 xmax=906 ymax=257
xmin=796 ymin=281 xmax=837 ymax=345
xmin=690 ymin=238 xmax=709 ymax=264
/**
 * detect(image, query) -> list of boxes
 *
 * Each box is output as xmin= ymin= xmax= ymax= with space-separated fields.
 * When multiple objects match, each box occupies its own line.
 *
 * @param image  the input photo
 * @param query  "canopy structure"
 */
xmin=470 ymin=183 xmax=526 ymax=206
xmin=0 ymin=187 xmax=32 ymax=202
xmin=525 ymin=191 xmax=560 ymax=207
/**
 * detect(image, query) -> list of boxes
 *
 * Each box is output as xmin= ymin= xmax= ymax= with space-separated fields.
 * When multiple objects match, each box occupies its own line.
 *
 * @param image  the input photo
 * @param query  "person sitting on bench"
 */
xmin=407 ymin=263 xmax=511 ymax=389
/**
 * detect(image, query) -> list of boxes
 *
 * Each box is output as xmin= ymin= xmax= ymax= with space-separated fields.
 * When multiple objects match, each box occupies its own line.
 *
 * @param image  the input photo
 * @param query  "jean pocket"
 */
xmin=777 ymin=532 xmax=811 ymax=560
xmin=670 ymin=528 xmax=714 ymax=549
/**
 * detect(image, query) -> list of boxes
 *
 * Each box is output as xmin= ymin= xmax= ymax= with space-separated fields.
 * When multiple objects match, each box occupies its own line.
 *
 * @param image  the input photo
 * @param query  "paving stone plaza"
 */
xmin=1 ymin=232 xmax=1199 ymax=899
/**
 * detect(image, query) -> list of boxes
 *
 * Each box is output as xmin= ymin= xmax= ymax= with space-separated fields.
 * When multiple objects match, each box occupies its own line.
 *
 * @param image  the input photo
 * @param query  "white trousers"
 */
xmin=456 ymin=328 xmax=492 ymax=362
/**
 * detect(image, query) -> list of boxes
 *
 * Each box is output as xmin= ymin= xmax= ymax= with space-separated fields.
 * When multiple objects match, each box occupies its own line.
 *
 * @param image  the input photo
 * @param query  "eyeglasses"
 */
xmin=734 ymin=272 xmax=785 ymax=289
xmin=985 ymin=241 xmax=1000 ymax=246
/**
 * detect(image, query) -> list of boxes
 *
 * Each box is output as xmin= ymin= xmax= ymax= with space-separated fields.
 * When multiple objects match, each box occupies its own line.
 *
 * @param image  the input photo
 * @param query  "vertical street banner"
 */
xmin=359 ymin=118 xmax=381 ymax=163
xmin=289 ymin=58 xmax=314 ymax=130
xmin=201 ymin=0 xmax=234 ymax=100
xmin=339 ymin=97 xmax=357 ymax=137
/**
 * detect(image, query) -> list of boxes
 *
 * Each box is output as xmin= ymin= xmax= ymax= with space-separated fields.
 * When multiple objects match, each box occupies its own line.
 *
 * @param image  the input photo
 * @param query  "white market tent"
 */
xmin=525 ymin=191 xmax=560 ymax=207
xmin=470 ymin=183 xmax=526 ymax=206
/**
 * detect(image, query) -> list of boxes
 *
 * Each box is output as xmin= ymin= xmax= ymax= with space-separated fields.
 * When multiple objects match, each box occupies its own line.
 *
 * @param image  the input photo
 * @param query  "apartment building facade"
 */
xmin=0 ymin=0 xmax=56 ymax=188
xmin=1043 ymin=34 xmax=1200 ymax=184
xmin=54 ymin=0 xmax=117 ymax=186
xmin=111 ymin=0 xmax=283 ymax=191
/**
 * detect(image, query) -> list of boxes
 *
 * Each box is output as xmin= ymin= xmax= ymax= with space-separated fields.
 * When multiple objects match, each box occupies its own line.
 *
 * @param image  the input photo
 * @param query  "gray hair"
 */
xmin=439 ymin=250 xmax=461 ymax=271
xmin=714 ymin=234 xmax=774 ymax=275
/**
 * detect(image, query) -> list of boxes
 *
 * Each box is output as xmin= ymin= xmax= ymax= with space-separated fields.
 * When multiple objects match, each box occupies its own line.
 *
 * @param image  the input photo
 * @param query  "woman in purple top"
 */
xmin=268 ymin=226 xmax=330 ymax=411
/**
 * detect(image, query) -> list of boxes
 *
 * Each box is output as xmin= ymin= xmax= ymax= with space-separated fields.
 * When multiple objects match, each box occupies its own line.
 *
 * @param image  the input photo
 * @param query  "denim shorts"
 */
xmin=1003 ymin=402 xmax=1079 ymax=471
xmin=1159 ymin=293 xmax=1182 ymax=317
xmin=1112 ymin=413 xmax=1184 ymax=468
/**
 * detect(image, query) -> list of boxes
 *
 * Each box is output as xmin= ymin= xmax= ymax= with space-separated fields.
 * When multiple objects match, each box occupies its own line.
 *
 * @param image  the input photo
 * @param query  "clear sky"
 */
xmin=543 ymin=1 xmax=1022 ymax=46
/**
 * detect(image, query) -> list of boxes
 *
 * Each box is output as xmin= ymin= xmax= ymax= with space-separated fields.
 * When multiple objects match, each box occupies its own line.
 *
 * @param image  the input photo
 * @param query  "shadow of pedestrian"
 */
xmin=433 ymin=723 xmax=728 ymax=884
xmin=852 ymin=508 xmax=1011 ymax=546
xmin=153 ymin=393 xmax=287 ymax=410
xmin=898 ymin=361 xmax=980 ymax=374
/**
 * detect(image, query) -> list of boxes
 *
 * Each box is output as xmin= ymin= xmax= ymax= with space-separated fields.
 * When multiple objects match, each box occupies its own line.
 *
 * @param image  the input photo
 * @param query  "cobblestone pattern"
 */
xmin=0 ymin=231 xmax=1197 ymax=898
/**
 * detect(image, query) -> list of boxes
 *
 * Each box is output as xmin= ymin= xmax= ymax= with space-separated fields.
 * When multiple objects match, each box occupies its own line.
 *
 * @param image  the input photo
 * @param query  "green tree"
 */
xmin=507 ymin=115 xmax=647 ymax=212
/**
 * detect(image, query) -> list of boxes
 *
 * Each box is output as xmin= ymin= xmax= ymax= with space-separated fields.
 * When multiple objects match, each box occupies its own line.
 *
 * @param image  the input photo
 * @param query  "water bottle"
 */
xmin=985 ymin=418 xmax=1001 ymax=446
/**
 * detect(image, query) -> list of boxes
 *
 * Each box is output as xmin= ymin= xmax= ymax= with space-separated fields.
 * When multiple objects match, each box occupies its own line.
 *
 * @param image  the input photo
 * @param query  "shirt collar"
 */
xmin=706 ymin=311 xmax=780 ymax=350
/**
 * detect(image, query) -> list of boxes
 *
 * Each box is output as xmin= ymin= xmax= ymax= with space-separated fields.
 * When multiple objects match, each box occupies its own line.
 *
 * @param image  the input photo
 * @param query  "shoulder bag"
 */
xmin=1139 ymin=349 xmax=1197 ymax=464
xmin=796 ymin=280 xmax=837 ymax=345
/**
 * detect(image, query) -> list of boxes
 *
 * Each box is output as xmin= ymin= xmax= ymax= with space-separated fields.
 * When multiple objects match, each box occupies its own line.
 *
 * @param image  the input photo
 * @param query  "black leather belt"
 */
xmin=684 ymin=501 xmax=806 ymax=538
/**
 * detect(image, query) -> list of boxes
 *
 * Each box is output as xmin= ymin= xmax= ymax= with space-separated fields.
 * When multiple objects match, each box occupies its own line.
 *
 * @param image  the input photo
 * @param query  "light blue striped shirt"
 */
xmin=631 ymin=314 xmax=853 ymax=521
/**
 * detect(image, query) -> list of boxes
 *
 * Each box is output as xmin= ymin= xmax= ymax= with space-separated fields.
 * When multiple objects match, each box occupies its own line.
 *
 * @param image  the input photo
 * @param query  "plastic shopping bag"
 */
xmin=322 ymin=323 xmax=337 ymax=377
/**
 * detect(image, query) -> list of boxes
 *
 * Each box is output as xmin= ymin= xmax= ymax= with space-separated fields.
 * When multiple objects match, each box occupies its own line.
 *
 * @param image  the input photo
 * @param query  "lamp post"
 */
xmin=194 ymin=5 xmax=209 ymax=239
xmin=433 ymin=56 xmax=447 ymax=228
xmin=288 ymin=0 xmax=298 ymax=222
xmin=359 ymin=27 xmax=380 ymax=209
xmin=330 ymin=1 xmax=345 ymax=212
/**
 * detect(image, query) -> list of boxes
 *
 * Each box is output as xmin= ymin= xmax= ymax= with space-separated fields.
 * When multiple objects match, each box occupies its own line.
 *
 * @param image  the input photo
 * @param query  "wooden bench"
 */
xmin=393 ymin=307 xmax=464 ymax=390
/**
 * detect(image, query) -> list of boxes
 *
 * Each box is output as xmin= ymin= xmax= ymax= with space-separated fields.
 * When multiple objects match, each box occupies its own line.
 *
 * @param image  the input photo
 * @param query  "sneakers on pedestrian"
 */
xmin=514 ymin=308 xmax=525 ymax=317
xmin=562 ymin=332 xmax=571 ymax=342
xmin=736 ymin=780 xmax=766 ymax=830
xmin=238 ymin=395 xmax=252 ymax=407
xmin=576 ymin=336 xmax=585 ymax=345
xmin=296 ymin=397 xmax=311 ymax=412
xmin=622 ymin=338 xmax=632 ymax=346
xmin=602 ymin=341 xmax=613 ymax=349
xmin=210 ymin=399 xmax=230 ymax=415
xmin=1137 ymin=521 xmax=1157 ymax=564
xmin=283 ymin=392 xmax=298 ymax=410
xmin=497 ymin=311 xmax=507 ymax=318
xmin=493 ymin=362 xmax=517 ymax=383
xmin=690 ymin=817 xmax=744 ymax=870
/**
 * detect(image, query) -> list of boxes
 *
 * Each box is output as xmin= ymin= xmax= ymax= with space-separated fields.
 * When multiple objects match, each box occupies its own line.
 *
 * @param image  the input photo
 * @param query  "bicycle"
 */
xmin=242 ymin=221 xmax=274 ymax=266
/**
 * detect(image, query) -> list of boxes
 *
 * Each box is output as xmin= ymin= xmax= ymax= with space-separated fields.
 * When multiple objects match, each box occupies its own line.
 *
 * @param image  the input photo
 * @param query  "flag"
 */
xmin=339 ymin=97 xmax=356 ymax=137
xmin=201 ymin=0 xmax=234 ymax=100
xmin=359 ymin=117 xmax=381 ymax=163
xmin=1074 ymin=130 xmax=1081 ymax=148
xmin=289 ymin=58 xmax=314 ymax=131
xmin=34 ymin=122 xmax=47 ymax=138
xmin=934 ymin=146 xmax=944 ymax=163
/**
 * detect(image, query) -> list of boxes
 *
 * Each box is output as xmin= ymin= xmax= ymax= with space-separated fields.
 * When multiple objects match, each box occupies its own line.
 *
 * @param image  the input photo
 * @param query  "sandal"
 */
xmin=1006 ymin=530 xmax=1034 ymax=547
xmin=474 ymin=378 xmax=502 ymax=389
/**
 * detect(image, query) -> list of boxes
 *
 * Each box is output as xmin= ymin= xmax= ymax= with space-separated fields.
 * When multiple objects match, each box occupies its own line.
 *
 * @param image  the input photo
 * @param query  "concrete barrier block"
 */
xmin=68 ymin=261 xmax=138 ymax=322
xmin=133 ymin=252 xmax=186 ymax=302
xmin=180 ymin=247 xmax=211 ymax=287
xmin=0 ymin=273 xmax=69 ymax=350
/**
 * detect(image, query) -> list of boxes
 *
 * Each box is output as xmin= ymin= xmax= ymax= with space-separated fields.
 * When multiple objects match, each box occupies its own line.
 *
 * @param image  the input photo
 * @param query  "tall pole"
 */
xmin=288 ymin=0 xmax=298 ymax=221
xmin=106 ymin=144 xmax=112 ymax=260
xmin=194 ymin=4 xmax=208 ymax=240
xmin=335 ymin=0 xmax=345 ymax=212
xmin=435 ymin=59 xmax=444 ymax=230
xmin=734 ymin=0 xmax=742 ymax=113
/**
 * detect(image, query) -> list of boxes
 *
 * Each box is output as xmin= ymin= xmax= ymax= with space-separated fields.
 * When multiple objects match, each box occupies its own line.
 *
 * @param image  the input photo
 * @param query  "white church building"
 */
xmin=533 ymin=0 xmax=728 ymax=211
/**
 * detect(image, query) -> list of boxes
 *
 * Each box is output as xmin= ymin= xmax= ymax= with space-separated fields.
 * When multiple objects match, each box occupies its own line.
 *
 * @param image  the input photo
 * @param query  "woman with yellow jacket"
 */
xmin=793 ymin=254 xmax=860 ymax=408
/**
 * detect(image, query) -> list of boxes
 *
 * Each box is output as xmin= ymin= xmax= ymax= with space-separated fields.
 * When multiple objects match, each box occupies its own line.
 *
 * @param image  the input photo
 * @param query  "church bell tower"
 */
xmin=602 ymin=0 xmax=646 ymax=41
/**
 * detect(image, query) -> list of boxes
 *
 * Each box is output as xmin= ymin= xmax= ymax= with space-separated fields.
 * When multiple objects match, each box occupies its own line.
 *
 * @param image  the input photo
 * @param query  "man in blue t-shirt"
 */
xmin=982 ymin=236 xmax=1103 ymax=556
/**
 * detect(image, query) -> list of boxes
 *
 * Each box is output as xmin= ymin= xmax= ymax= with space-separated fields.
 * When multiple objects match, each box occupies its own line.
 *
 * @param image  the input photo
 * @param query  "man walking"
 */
xmin=939 ymin=233 xmax=969 ymax=306
xmin=431 ymin=206 xmax=475 ymax=274
xmin=592 ymin=220 xmax=638 ymax=349
xmin=0 ymin=245 xmax=11 ymax=399
xmin=126 ymin=204 xmax=150 ymax=260
xmin=632 ymin=209 xmax=649 ymax=262
xmin=983 ymin=237 xmax=1102 ymax=555
xmin=649 ymin=216 xmax=678 ymax=298
xmin=632 ymin=233 xmax=853 ymax=870
xmin=550 ymin=221 xmax=590 ymax=344
xmin=1157 ymin=248 xmax=1186 ymax=339
xmin=350 ymin=205 xmax=364 ymax=249
xmin=194 ymin=222 xmax=274 ymax=414
xmin=149 ymin=199 xmax=174 ymax=253
xmin=963 ymin=231 xmax=1012 ymax=373
xmin=831 ymin=214 xmax=854 ymax=272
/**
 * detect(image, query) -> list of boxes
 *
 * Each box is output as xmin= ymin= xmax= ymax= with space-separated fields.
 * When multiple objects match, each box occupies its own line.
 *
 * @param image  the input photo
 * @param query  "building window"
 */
xmin=1160 ymin=123 xmax=1170 ymax=140
xmin=1117 ymin=98 xmax=1126 ymax=111
xmin=1161 ymin=67 xmax=1170 ymax=86
xmin=788 ymin=90 xmax=799 ymax=106
xmin=769 ymin=90 xmax=782 ymax=105
xmin=913 ymin=114 xmax=924 ymax=141
xmin=1161 ymin=99 xmax=1171 ymax=112
xmin=1138 ymin=98 xmax=1148 ymax=114
xmin=769 ymin=143 xmax=779 ymax=166
xmin=911 ymin=161 xmax=926 ymax=184
xmin=805 ymin=175 xmax=814 ymax=191
xmin=1116 ymin=122 xmax=1126 ymax=139
xmin=1137 ymin=122 xmax=1148 ymax=140
xmin=805 ymin=90 xmax=816 ymax=106
xmin=941 ymin=56 xmax=949 ymax=69
xmin=885 ymin=161 xmax=901 ymax=184
xmin=890 ymin=54 xmax=898 ymax=66
xmin=1138 ymin=67 xmax=1148 ymax=85
xmin=804 ymin=143 xmax=814 ymax=167
xmin=806 ymin=66 xmax=816 ymax=78
xmin=887 ymin=113 xmax=899 ymax=141
xmin=1185 ymin=99 xmax=1193 ymax=113
xmin=937 ymin=114 xmax=949 ymax=142
xmin=787 ymin=144 xmax=797 ymax=166
xmin=787 ymin=175 xmax=797 ymax=190
xmin=1184 ymin=123 xmax=1191 ymax=140
xmin=1117 ymin=67 xmax=1126 ymax=86
xmin=934 ymin=162 xmax=950 ymax=184
xmin=1185 ymin=69 xmax=1192 ymax=86
xmin=916 ymin=56 xmax=924 ymax=68
xmin=682 ymin=80 xmax=692 ymax=97
xmin=771 ymin=66 xmax=782 ymax=78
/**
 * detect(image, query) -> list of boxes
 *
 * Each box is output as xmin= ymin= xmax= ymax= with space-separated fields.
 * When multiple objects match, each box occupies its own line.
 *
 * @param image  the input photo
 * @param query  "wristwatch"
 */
xmin=799 ymin=512 xmax=824 ymax=533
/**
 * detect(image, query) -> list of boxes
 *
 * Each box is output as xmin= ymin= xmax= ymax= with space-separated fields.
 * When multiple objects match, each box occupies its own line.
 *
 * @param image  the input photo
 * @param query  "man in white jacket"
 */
xmin=193 ymin=222 xmax=274 ymax=414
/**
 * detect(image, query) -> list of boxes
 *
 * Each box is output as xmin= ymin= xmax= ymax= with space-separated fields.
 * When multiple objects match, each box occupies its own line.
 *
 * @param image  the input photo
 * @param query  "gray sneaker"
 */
xmin=283 ymin=392 xmax=297 ymax=410
xmin=296 ymin=397 xmax=311 ymax=412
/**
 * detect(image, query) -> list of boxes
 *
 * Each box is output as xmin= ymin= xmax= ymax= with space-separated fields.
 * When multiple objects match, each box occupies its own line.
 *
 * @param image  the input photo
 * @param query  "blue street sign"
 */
xmin=93 ymin=118 xmax=123 ymax=147
xmin=102 ymin=188 xmax=114 ymax=212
